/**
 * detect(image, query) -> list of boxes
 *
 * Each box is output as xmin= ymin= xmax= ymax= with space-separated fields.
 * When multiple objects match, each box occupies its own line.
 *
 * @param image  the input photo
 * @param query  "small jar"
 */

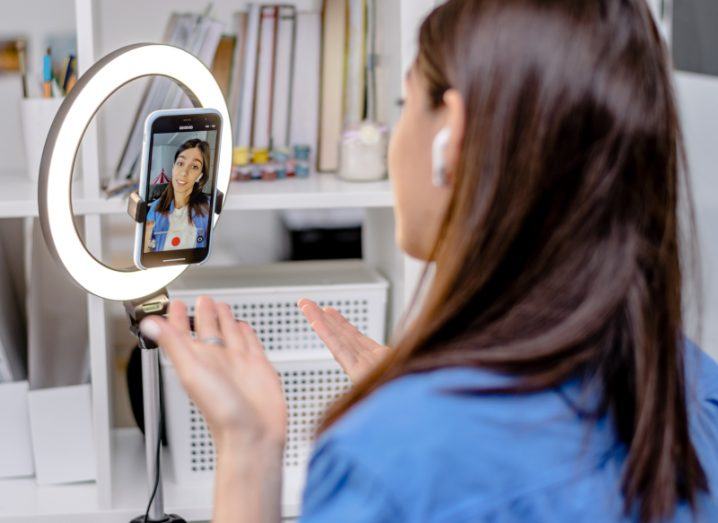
xmin=250 ymin=163 xmax=262 ymax=181
xmin=338 ymin=121 xmax=388 ymax=182
xmin=232 ymin=147 xmax=252 ymax=182
xmin=293 ymin=144 xmax=311 ymax=178
xmin=271 ymin=148 xmax=291 ymax=179
xmin=260 ymin=163 xmax=278 ymax=181
xmin=233 ymin=146 xmax=250 ymax=166
xmin=235 ymin=165 xmax=253 ymax=182
xmin=252 ymin=147 xmax=270 ymax=165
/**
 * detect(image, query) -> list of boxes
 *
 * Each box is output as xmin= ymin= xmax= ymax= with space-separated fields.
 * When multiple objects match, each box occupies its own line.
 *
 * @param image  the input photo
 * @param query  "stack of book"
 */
xmin=108 ymin=0 xmax=378 ymax=194
xmin=319 ymin=0 xmax=379 ymax=172
xmin=229 ymin=4 xmax=321 ymax=182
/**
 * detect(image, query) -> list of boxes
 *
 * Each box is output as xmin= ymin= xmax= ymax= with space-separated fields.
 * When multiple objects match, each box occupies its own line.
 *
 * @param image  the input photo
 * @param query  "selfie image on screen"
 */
xmin=143 ymin=130 xmax=218 ymax=254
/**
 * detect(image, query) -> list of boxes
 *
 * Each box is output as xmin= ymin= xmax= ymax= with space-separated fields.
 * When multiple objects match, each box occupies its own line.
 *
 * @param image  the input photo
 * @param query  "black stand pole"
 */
xmin=125 ymin=290 xmax=186 ymax=523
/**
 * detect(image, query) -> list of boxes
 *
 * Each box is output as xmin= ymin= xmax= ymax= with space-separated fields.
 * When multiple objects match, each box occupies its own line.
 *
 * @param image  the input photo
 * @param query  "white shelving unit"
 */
xmin=0 ymin=0 xmax=435 ymax=521
xmin=1 ymin=1 xmax=716 ymax=521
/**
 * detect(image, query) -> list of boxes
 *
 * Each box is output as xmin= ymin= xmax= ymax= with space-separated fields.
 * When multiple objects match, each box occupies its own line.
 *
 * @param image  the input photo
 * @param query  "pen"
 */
xmin=65 ymin=71 xmax=77 ymax=94
xmin=62 ymin=54 xmax=75 ymax=93
xmin=17 ymin=40 xmax=28 ymax=98
xmin=43 ymin=47 xmax=52 ymax=98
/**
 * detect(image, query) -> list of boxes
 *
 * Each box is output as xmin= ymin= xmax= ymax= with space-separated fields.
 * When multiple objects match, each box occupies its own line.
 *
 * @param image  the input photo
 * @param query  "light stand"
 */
xmin=124 ymin=289 xmax=184 ymax=523
xmin=37 ymin=43 xmax=232 ymax=523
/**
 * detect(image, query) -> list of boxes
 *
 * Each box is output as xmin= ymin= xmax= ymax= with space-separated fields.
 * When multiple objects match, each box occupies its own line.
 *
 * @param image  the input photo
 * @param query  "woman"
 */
xmin=144 ymin=138 xmax=211 ymax=253
xmin=139 ymin=0 xmax=718 ymax=521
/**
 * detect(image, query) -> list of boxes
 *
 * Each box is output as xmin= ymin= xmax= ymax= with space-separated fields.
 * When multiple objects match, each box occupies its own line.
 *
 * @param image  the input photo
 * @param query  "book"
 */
xmin=252 ymin=6 xmax=278 ymax=149
xmin=344 ymin=0 xmax=367 ymax=126
xmin=289 ymin=11 xmax=321 ymax=156
xmin=0 ymin=220 xmax=26 ymax=382
xmin=113 ymin=13 xmax=195 ymax=185
xmin=212 ymin=34 xmax=237 ymax=100
xmin=271 ymin=6 xmax=297 ymax=148
xmin=229 ymin=12 xmax=249 ymax=146
xmin=318 ymin=0 xmax=348 ymax=171
xmin=237 ymin=4 xmax=262 ymax=149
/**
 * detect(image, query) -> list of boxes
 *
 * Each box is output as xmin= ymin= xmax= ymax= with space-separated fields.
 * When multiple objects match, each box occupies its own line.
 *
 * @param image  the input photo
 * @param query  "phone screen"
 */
xmin=140 ymin=112 xmax=221 ymax=268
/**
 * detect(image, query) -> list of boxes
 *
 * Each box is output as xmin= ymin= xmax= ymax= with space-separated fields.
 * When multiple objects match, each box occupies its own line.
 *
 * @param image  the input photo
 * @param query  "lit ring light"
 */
xmin=38 ymin=44 xmax=231 ymax=302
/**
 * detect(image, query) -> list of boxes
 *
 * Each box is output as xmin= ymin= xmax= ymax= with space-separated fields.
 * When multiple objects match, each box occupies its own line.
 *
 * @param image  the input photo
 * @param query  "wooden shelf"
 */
xmin=0 ymin=174 xmax=103 ymax=219
xmin=0 ymin=174 xmax=394 ymax=218
xmin=81 ymin=174 xmax=394 ymax=214
xmin=0 ymin=428 xmax=300 ymax=522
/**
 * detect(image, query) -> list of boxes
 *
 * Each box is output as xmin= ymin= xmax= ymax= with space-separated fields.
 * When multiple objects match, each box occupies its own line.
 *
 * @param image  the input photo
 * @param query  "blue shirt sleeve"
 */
xmin=300 ymin=439 xmax=404 ymax=522
xmin=146 ymin=199 xmax=158 ymax=223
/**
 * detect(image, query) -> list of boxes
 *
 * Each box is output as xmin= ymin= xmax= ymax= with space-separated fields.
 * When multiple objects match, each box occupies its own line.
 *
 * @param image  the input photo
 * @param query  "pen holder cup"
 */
xmin=20 ymin=97 xmax=64 ymax=182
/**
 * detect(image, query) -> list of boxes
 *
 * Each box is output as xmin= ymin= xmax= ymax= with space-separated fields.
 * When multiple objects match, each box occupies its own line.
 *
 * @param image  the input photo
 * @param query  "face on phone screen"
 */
xmin=140 ymin=112 xmax=221 ymax=268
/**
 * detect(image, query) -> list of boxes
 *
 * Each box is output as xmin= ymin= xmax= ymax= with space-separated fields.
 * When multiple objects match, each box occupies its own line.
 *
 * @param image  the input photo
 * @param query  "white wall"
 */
xmin=675 ymin=72 xmax=718 ymax=359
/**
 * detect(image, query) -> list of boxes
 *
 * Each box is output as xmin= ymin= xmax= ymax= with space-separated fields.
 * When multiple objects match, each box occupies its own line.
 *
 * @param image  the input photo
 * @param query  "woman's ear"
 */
xmin=441 ymin=89 xmax=466 ymax=182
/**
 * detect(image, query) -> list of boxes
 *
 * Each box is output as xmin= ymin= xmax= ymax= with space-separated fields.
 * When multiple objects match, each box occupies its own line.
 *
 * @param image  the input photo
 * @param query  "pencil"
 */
xmin=17 ymin=40 xmax=28 ymax=98
xmin=42 ymin=47 xmax=52 ymax=98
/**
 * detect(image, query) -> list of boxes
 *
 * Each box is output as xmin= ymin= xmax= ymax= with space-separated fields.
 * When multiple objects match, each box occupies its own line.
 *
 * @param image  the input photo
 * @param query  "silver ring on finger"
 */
xmin=200 ymin=336 xmax=225 ymax=347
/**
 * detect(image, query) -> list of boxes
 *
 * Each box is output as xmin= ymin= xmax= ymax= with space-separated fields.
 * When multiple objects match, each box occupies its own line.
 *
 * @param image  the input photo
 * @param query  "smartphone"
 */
xmin=133 ymin=108 xmax=223 ymax=269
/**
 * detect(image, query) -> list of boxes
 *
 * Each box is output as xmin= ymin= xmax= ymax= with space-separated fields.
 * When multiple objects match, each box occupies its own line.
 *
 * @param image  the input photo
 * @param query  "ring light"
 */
xmin=38 ymin=43 xmax=232 ymax=301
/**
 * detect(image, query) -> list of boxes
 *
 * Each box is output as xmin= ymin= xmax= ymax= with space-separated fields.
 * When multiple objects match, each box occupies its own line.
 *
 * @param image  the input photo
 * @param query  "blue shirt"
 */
xmin=146 ymin=197 xmax=209 ymax=251
xmin=300 ymin=342 xmax=718 ymax=521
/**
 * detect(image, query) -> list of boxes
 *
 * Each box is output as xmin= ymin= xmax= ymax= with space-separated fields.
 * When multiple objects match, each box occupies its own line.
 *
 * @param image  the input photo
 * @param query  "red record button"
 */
xmin=171 ymin=237 xmax=180 ymax=247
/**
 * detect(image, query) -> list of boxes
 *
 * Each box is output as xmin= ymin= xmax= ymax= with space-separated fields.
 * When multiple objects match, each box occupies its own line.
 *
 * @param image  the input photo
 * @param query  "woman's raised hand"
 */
xmin=298 ymin=298 xmax=391 ymax=383
xmin=139 ymin=296 xmax=287 ymax=450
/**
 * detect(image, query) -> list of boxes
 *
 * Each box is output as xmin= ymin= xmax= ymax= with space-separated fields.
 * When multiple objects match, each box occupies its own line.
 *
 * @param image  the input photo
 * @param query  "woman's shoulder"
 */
xmin=684 ymin=339 xmax=718 ymax=399
xmin=312 ymin=365 xmax=585 ymax=478
xmin=322 ymin=342 xmax=718 ymax=452
xmin=306 ymin=366 xmax=610 ymax=521
xmin=319 ymin=366 xmax=561 ymax=446
xmin=684 ymin=341 xmax=718 ymax=476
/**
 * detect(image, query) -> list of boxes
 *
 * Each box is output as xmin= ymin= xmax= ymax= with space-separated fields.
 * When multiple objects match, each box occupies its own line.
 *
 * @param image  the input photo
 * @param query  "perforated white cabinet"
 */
xmin=162 ymin=260 xmax=387 ymax=507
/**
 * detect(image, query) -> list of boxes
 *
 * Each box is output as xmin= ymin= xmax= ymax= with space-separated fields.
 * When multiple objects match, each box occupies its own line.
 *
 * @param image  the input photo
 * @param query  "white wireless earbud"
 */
xmin=432 ymin=127 xmax=451 ymax=187
xmin=196 ymin=174 xmax=203 ymax=183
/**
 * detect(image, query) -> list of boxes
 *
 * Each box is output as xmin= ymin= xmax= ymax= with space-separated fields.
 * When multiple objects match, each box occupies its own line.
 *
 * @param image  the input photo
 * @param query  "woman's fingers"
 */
xmin=195 ymin=295 xmax=222 ymax=342
xmin=216 ymin=303 xmax=247 ymax=354
xmin=299 ymin=302 xmax=359 ymax=371
xmin=323 ymin=307 xmax=385 ymax=352
xmin=322 ymin=307 xmax=365 ymax=344
xmin=297 ymin=299 xmax=323 ymax=325
xmin=140 ymin=315 xmax=196 ymax=382
xmin=167 ymin=299 xmax=191 ymax=334
xmin=237 ymin=321 xmax=266 ymax=355
xmin=299 ymin=299 xmax=359 ymax=354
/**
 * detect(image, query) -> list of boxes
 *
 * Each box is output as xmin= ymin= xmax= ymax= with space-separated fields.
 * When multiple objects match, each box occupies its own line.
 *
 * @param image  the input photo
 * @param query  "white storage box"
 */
xmin=161 ymin=260 xmax=388 ymax=502
xmin=27 ymin=383 xmax=96 ymax=485
xmin=0 ymin=381 xmax=34 ymax=479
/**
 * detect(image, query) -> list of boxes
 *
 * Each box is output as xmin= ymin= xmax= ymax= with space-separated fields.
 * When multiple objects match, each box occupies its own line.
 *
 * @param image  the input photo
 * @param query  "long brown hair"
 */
xmin=318 ymin=0 xmax=707 ymax=520
xmin=156 ymin=138 xmax=211 ymax=223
